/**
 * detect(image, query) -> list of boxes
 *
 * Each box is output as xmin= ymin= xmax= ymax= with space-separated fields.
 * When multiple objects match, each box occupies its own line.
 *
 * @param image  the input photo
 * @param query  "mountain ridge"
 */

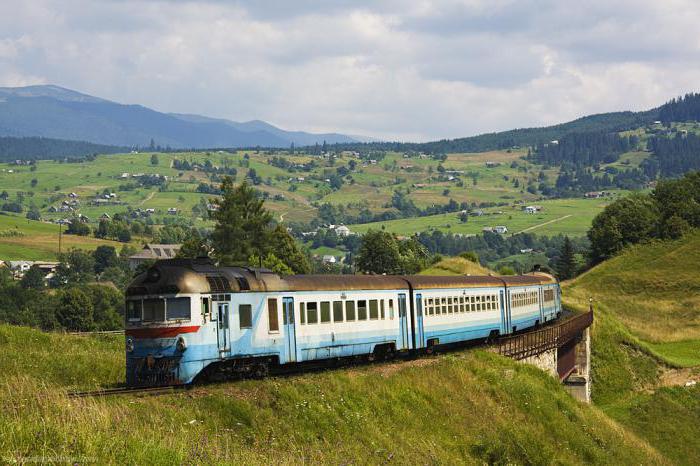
xmin=0 ymin=85 xmax=362 ymax=148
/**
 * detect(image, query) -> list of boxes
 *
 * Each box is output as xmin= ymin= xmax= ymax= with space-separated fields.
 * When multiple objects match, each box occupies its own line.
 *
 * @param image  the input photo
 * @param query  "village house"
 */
xmin=128 ymin=244 xmax=182 ymax=269
xmin=167 ymin=207 xmax=178 ymax=215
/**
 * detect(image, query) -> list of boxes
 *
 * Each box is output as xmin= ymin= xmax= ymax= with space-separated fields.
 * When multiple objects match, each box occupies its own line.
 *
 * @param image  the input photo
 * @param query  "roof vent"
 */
xmin=206 ymin=275 xmax=230 ymax=293
xmin=235 ymin=277 xmax=250 ymax=291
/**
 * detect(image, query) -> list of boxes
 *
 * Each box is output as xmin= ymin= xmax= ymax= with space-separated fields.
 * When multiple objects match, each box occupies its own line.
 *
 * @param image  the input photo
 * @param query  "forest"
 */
xmin=0 ymin=136 xmax=126 ymax=162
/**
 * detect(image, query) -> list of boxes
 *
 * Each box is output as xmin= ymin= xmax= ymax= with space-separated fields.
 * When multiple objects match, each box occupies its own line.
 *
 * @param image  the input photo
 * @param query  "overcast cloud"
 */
xmin=1 ymin=0 xmax=699 ymax=141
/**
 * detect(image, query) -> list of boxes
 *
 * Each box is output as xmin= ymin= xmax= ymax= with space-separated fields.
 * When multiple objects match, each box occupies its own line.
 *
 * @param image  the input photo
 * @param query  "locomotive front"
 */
xmin=124 ymin=261 xmax=211 ymax=386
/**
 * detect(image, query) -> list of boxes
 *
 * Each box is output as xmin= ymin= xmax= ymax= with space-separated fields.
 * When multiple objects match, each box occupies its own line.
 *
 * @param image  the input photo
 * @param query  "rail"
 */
xmin=496 ymin=309 xmax=593 ymax=360
xmin=66 ymin=330 xmax=125 ymax=336
xmin=68 ymin=385 xmax=183 ymax=399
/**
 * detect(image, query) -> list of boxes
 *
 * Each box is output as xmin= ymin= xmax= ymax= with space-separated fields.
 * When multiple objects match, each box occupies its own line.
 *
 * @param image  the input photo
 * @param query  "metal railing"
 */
xmin=497 ymin=309 xmax=593 ymax=360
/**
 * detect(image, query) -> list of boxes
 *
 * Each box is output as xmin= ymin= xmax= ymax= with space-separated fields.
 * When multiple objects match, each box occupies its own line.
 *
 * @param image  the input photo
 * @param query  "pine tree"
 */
xmin=210 ymin=178 xmax=272 ymax=265
xmin=556 ymin=236 xmax=577 ymax=280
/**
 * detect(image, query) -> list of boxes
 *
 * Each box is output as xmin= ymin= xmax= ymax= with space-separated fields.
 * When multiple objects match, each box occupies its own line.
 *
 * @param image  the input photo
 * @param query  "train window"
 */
xmin=239 ymin=304 xmax=253 ymax=328
xmin=380 ymin=300 xmax=385 ymax=319
xmin=333 ymin=301 xmax=344 ymax=322
xmin=268 ymin=299 xmax=279 ymax=332
xmin=369 ymin=300 xmax=379 ymax=319
xmin=357 ymin=300 xmax=368 ymax=320
xmin=201 ymin=297 xmax=210 ymax=316
xmin=126 ymin=300 xmax=142 ymax=321
xmin=167 ymin=297 xmax=191 ymax=321
xmin=143 ymin=298 xmax=165 ymax=322
xmin=300 ymin=302 xmax=306 ymax=325
xmin=388 ymin=299 xmax=395 ymax=319
xmin=320 ymin=302 xmax=331 ymax=323
xmin=346 ymin=301 xmax=356 ymax=321
xmin=441 ymin=297 xmax=447 ymax=314
xmin=307 ymin=302 xmax=318 ymax=324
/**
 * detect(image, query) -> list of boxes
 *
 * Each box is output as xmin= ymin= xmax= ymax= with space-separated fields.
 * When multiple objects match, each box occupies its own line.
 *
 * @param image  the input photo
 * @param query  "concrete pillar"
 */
xmin=563 ymin=327 xmax=591 ymax=403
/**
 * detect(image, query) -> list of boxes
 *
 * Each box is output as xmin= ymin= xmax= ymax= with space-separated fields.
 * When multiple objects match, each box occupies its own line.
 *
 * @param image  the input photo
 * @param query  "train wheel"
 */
xmin=252 ymin=363 xmax=269 ymax=379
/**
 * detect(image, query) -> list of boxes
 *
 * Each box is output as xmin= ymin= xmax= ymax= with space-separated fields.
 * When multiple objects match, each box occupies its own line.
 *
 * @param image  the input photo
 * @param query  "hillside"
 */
xmin=0 ymin=85 xmax=360 ymax=148
xmin=420 ymin=256 xmax=493 ymax=275
xmin=563 ymin=231 xmax=700 ymax=464
xmin=0 ymin=324 xmax=664 ymax=464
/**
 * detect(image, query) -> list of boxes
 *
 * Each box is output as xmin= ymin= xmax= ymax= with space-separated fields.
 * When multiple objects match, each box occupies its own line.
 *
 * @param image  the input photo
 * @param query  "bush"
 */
xmin=498 ymin=266 xmax=515 ymax=275
xmin=459 ymin=251 xmax=479 ymax=263
xmin=56 ymin=288 xmax=94 ymax=331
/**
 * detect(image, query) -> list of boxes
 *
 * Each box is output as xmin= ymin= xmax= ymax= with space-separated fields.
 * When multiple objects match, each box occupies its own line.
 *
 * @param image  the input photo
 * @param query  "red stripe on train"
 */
xmin=126 ymin=326 xmax=200 ymax=339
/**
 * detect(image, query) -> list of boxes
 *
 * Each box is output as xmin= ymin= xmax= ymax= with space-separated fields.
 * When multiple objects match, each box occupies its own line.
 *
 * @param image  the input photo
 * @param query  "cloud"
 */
xmin=0 ymin=0 xmax=699 ymax=141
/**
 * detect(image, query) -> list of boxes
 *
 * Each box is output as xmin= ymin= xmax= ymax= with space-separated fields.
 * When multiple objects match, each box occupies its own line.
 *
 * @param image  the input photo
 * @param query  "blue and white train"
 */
xmin=124 ymin=258 xmax=562 ymax=386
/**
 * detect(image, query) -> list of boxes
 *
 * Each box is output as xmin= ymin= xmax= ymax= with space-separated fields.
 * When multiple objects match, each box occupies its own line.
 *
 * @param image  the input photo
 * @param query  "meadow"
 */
xmin=350 ymin=197 xmax=616 ymax=237
xmin=562 ymin=230 xmax=700 ymax=464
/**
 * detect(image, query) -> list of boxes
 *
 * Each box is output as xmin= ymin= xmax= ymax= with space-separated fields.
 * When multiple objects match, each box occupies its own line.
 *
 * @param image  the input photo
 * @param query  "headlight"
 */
xmin=126 ymin=337 xmax=134 ymax=353
xmin=176 ymin=336 xmax=187 ymax=352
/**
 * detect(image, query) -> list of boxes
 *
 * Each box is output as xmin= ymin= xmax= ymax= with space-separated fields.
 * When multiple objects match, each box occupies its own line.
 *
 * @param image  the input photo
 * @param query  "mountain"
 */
xmin=0 ymin=85 xmax=362 ymax=148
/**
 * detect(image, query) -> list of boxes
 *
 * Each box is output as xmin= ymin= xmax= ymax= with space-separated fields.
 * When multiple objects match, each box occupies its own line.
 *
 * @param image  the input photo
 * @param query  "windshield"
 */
xmin=127 ymin=297 xmax=191 ymax=323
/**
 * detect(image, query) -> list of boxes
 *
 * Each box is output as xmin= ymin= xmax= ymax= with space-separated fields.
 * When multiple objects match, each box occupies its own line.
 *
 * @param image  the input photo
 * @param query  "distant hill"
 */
xmin=0 ymin=85 xmax=362 ymax=149
xmin=332 ymin=109 xmax=658 ymax=154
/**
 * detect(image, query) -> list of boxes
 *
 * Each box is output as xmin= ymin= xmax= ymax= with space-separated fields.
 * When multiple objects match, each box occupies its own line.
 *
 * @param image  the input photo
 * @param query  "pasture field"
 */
xmin=563 ymin=231 xmax=700 ymax=464
xmin=0 ymin=145 xmax=626 ymax=260
xmin=0 ymin=323 xmax=664 ymax=465
xmin=0 ymin=212 xmax=131 ymax=260
xmin=350 ymin=197 xmax=618 ymax=237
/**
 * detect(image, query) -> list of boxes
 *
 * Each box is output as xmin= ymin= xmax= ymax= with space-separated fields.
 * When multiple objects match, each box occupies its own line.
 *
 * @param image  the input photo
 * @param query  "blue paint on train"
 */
xmin=124 ymin=262 xmax=562 ymax=386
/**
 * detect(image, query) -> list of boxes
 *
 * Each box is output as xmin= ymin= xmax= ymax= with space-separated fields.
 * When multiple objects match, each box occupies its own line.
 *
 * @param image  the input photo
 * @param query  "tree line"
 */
xmin=0 ymin=136 xmax=126 ymax=162
xmin=588 ymin=171 xmax=700 ymax=263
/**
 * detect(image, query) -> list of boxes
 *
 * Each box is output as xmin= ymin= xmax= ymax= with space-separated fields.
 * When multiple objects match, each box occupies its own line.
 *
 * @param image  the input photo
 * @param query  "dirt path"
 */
xmin=518 ymin=214 xmax=572 ymax=233
xmin=139 ymin=191 xmax=155 ymax=206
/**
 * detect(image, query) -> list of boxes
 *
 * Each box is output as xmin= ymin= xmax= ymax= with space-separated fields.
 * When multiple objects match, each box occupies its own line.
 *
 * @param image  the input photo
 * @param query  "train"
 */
xmin=124 ymin=258 xmax=562 ymax=386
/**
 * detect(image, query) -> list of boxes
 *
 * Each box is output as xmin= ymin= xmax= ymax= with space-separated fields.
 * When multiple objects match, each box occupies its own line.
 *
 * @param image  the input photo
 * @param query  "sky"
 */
xmin=1 ymin=0 xmax=699 ymax=142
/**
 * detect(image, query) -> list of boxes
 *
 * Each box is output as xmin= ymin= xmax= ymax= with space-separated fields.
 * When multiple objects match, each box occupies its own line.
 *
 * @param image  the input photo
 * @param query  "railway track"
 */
xmin=68 ymin=384 xmax=185 ymax=399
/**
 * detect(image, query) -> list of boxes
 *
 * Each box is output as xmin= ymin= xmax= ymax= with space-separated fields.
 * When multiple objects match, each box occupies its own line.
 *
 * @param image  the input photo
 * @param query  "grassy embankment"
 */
xmin=563 ymin=230 xmax=700 ymax=465
xmin=3 ymin=242 xmax=699 ymax=463
xmin=0 ymin=324 xmax=664 ymax=464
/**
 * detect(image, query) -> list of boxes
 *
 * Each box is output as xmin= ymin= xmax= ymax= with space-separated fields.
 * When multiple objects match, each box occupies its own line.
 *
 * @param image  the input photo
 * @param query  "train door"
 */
xmin=398 ymin=293 xmax=411 ymax=350
xmin=415 ymin=293 xmax=425 ymax=349
xmin=216 ymin=302 xmax=230 ymax=356
xmin=500 ymin=289 xmax=512 ymax=335
xmin=282 ymin=297 xmax=297 ymax=363
xmin=538 ymin=286 xmax=545 ymax=324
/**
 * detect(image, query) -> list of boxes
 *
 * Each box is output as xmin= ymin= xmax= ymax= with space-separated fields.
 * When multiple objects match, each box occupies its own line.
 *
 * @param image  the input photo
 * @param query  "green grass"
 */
xmin=350 ymin=197 xmax=618 ymax=237
xmin=0 ymin=212 xmax=131 ymax=260
xmin=563 ymin=230 xmax=700 ymax=464
xmin=420 ymin=256 xmax=493 ymax=275
xmin=0 ymin=324 xmax=665 ymax=465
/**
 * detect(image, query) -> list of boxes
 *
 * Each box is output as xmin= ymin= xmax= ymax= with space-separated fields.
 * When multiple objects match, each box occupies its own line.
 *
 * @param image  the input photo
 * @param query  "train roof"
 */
xmin=125 ymin=259 xmax=557 ymax=297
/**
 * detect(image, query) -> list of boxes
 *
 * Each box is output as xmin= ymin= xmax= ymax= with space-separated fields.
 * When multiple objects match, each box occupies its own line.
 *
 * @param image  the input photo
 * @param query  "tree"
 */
xmin=93 ymin=245 xmax=119 ymax=274
xmin=269 ymin=224 xmax=311 ymax=274
xmin=66 ymin=218 xmax=90 ymax=236
xmin=56 ymin=288 xmax=94 ymax=331
xmin=150 ymin=153 xmax=159 ymax=165
xmin=83 ymin=284 xmax=123 ymax=330
xmin=556 ymin=236 xmax=577 ymax=280
xmin=177 ymin=228 xmax=211 ymax=259
xmin=588 ymin=193 xmax=660 ymax=263
xmin=52 ymin=249 xmax=96 ymax=287
xmin=210 ymin=178 xmax=273 ymax=265
xmin=20 ymin=265 xmax=45 ymax=289
xmin=355 ymin=230 xmax=402 ymax=274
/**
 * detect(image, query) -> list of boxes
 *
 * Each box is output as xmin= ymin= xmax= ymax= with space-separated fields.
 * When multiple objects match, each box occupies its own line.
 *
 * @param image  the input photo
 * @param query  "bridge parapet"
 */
xmin=496 ymin=308 xmax=593 ymax=402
